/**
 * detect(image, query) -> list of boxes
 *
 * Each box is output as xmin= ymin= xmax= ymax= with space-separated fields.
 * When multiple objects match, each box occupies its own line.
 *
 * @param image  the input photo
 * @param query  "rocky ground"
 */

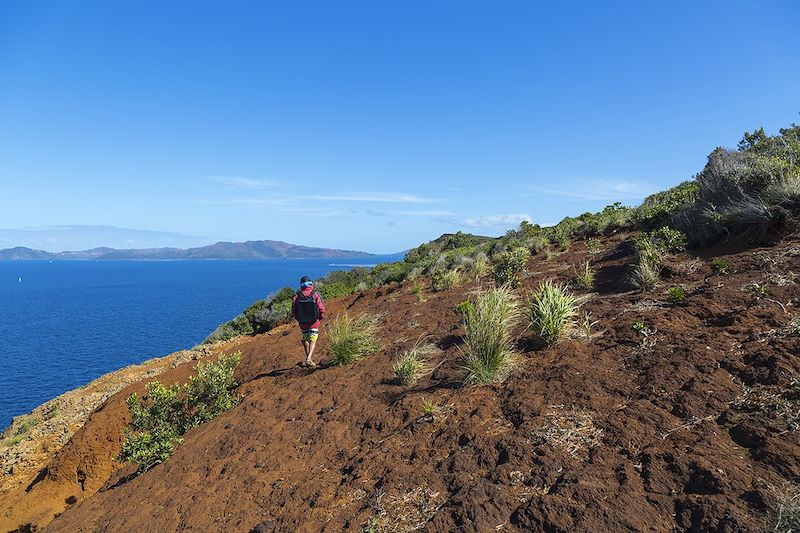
xmin=1 ymin=229 xmax=798 ymax=532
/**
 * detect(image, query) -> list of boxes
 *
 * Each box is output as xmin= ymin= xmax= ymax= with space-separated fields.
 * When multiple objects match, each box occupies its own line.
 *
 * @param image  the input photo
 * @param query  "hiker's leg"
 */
xmin=305 ymin=330 xmax=319 ymax=364
xmin=302 ymin=340 xmax=311 ymax=357
xmin=307 ymin=339 xmax=317 ymax=360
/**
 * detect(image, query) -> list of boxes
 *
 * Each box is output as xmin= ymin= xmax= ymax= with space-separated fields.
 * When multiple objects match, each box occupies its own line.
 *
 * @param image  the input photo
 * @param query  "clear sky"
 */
xmin=1 ymin=1 xmax=798 ymax=253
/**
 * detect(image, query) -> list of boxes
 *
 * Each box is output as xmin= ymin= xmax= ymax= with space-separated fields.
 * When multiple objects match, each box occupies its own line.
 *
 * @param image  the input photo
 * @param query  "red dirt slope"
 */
xmin=5 ymin=231 xmax=800 ymax=532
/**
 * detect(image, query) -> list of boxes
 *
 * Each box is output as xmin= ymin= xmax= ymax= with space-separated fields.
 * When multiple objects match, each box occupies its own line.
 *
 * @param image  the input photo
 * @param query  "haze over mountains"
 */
xmin=0 ymin=240 xmax=375 ymax=260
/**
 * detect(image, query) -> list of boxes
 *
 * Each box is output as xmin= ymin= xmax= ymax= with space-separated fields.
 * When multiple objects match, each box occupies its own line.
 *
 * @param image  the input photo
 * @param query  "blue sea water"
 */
xmin=0 ymin=258 xmax=394 ymax=429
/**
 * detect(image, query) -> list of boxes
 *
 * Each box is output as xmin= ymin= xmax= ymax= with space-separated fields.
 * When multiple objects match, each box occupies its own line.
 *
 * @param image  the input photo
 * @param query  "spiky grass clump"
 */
xmin=666 ymin=286 xmax=686 ymax=304
xmin=431 ymin=268 xmax=462 ymax=292
xmin=529 ymin=280 xmax=580 ymax=345
xmin=574 ymin=260 xmax=595 ymax=290
xmin=473 ymin=252 xmax=489 ymax=280
xmin=462 ymin=287 xmax=521 ymax=385
xmin=394 ymin=342 xmax=436 ymax=385
xmin=328 ymin=313 xmax=380 ymax=365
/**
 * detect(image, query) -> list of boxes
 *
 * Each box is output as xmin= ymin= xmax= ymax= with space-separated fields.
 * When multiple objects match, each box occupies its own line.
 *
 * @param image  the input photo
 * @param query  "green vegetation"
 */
xmin=586 ymin=237 xmax=602 ymax=257
xmin=492 ymin=247 xmax=530 ymax=288
xmin=118 ymin=353 xmax=241 ymax=471
xmin=205 ymin=123 xmax=800 ymax=345
xmin=631 ymin=320 xmax=649 ymax=334
xmin=666 ymin=286 xmax=686 ymax=304
xmin=431 ymin=268 xmax=462 ymax=292
xmin=472 ymin=252 xmax=489 ymax=280
xmin=15 ymin=417 xmax=40 ymax=435
xmin=574 ymin=260 xmax=595 ymax=290
xmin=394 ymin=341 xmax=436 ymax=385
xmin=328 ymin=313 xmax=380 ymax=365
xmin=529 ymin=281 xmax=580 ymax=345
xmin=628 ymin=228 xmax=686 ymax=292
xmin=711 ymin=257 xmax=730 ymax=274
xmin=462 ymin=287 xmax=521 ymax=385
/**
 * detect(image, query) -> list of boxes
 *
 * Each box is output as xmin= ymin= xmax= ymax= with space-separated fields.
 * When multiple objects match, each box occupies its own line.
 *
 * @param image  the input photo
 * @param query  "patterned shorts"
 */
xmin=301 ymin=329 xmax=319 ymax=342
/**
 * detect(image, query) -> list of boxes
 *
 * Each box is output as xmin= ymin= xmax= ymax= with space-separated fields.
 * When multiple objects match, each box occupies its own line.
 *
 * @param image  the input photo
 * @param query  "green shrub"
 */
xmin=431 ymin=269 xmax=462 ymax=292
xmin=666 ymin=286 xmax=686 ymax=304
xmin=118 ymin=353 xmax=241 ymax=471
xmin=574 ymin=260 xmax=595 ymax=290
xmin=371 ymin=261 xmax=410 ymax=286
xmin=551 ymin=231 xmax=570 ymax=252
xmin=394 ymin=342 xmax=436 ymax=385
xmin=185 ymin=355 xmax=241 ymax=426
xmin=636 ymin=181 xmax=699 ymax=229
xmin=328 ymin=313 xmax=380 ymax=365
xmin=528 ymin=281 xmax=580 ymax=345
xmin=454 ymin=300 xmax=475 ymax=320
xmin=462 ymin=286 xmax=521 ymax=385
xmin=711 ymin=257 xmax=730 ymax=275
xmin=492 ymin=247 xmax=531 ymax=288
xmin=649 ymin=226 xmax=687 ymax=253
xmin=631 ymin=320 xmax=649 ymax=334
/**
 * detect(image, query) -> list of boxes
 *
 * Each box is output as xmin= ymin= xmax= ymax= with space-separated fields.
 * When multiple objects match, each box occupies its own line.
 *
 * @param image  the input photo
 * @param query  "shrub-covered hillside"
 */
xmin=208 ymin=123 xmax=800 ymax=345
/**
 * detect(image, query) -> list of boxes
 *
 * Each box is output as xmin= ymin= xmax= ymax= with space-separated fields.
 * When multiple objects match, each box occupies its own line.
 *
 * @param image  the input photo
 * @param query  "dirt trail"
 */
xmin=3 ymin=232 xmax=799 ymax=532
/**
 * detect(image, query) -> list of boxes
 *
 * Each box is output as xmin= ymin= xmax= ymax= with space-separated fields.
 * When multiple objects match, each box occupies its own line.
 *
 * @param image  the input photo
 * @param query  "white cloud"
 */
xmin=462 ymin=214 xmax=532 ymax=229
xmin=307 ymin=192 xmax=437 ymax=204
xmin=203 ymin=175 xmax=284 ymax=190
xmin=527 ymin=179 xmax=654 ymax=201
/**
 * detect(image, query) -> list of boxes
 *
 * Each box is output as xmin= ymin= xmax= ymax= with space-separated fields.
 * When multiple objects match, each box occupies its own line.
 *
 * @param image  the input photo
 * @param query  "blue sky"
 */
xmin=0 ymin=1 xmax=798 ymax=253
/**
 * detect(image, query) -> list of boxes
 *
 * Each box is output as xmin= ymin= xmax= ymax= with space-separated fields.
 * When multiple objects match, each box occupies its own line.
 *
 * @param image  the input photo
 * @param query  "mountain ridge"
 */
xmin=0 ymin=239 xmax=375 ymax=260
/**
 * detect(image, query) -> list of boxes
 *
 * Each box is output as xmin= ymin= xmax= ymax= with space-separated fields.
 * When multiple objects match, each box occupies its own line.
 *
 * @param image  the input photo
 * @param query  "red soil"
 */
xmin=2 ymin=231 xmax=799 ymax=532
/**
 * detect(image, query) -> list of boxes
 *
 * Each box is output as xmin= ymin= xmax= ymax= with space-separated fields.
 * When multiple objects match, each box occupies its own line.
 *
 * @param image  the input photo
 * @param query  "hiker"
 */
xmin=291 ymin=276 xmax=326 ymax=367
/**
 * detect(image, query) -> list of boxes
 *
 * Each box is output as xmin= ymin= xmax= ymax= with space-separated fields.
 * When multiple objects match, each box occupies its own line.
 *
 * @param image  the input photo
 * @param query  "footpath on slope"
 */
xmin=3 ymin=231 xmax=800 ymax=532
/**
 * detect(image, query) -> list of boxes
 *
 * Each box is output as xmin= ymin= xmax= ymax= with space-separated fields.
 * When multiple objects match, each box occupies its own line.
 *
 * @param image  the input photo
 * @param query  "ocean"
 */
xmin=0 ymin=258 xmax=394 ymax=429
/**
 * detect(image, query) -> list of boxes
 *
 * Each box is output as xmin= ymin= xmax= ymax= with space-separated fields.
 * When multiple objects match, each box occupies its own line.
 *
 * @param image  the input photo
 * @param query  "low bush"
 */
xmin=118 ymin=353 xmax=241 ymax=471
xmin=462 ymin=287 xmax=521 ymax=385
xmin=529 ymin=280 xmax=581 ymax=345
xmin=711 ymin=257 xmax=730 ymax=274
xmin=431 ymin=269 xmax=462 ymax=292
xmin=328 ymin=313 xmax=380 ymax=365
xmin=574 ymin=260 xmax=595 ymax=290
xmin=666 ymin=286 xmax=686 ymax=304
xmin=492 ymin=247 xmax=530 ymax=288
xmin=394 ymin=341 xmax=437 ymax=385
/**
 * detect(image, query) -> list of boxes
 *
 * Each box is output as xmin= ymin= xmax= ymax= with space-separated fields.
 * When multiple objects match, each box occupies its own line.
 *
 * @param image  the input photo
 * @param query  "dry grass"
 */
xmin=531 ymin=406 xmax=603 ymax=459
xmin=773 ymin=483 xmax=800 ymax=533
xmin=366 ymin=485 xmax=446 ymax=533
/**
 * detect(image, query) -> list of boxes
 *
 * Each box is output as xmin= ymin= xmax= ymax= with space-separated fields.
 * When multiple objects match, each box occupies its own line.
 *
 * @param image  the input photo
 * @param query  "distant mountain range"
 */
xmin=0 ymin=240 xmax=375 ymax=260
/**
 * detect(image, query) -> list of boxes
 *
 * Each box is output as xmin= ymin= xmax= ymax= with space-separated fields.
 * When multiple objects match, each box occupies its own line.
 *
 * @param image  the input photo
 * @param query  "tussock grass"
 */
xmin=574 ymin=260 xmax=595 ymax=290
xmin=328 ymin=313 xmax=380 ymax=365
xmin=462 ymin=286 xmax=521 ymax=385
xmin=529 ymin=281 xmax=581 ymax=345
xmin=431 ymin=269 xmax=462 ymax=292
xmin=394 ymin=341 xmax=437 ymax=385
